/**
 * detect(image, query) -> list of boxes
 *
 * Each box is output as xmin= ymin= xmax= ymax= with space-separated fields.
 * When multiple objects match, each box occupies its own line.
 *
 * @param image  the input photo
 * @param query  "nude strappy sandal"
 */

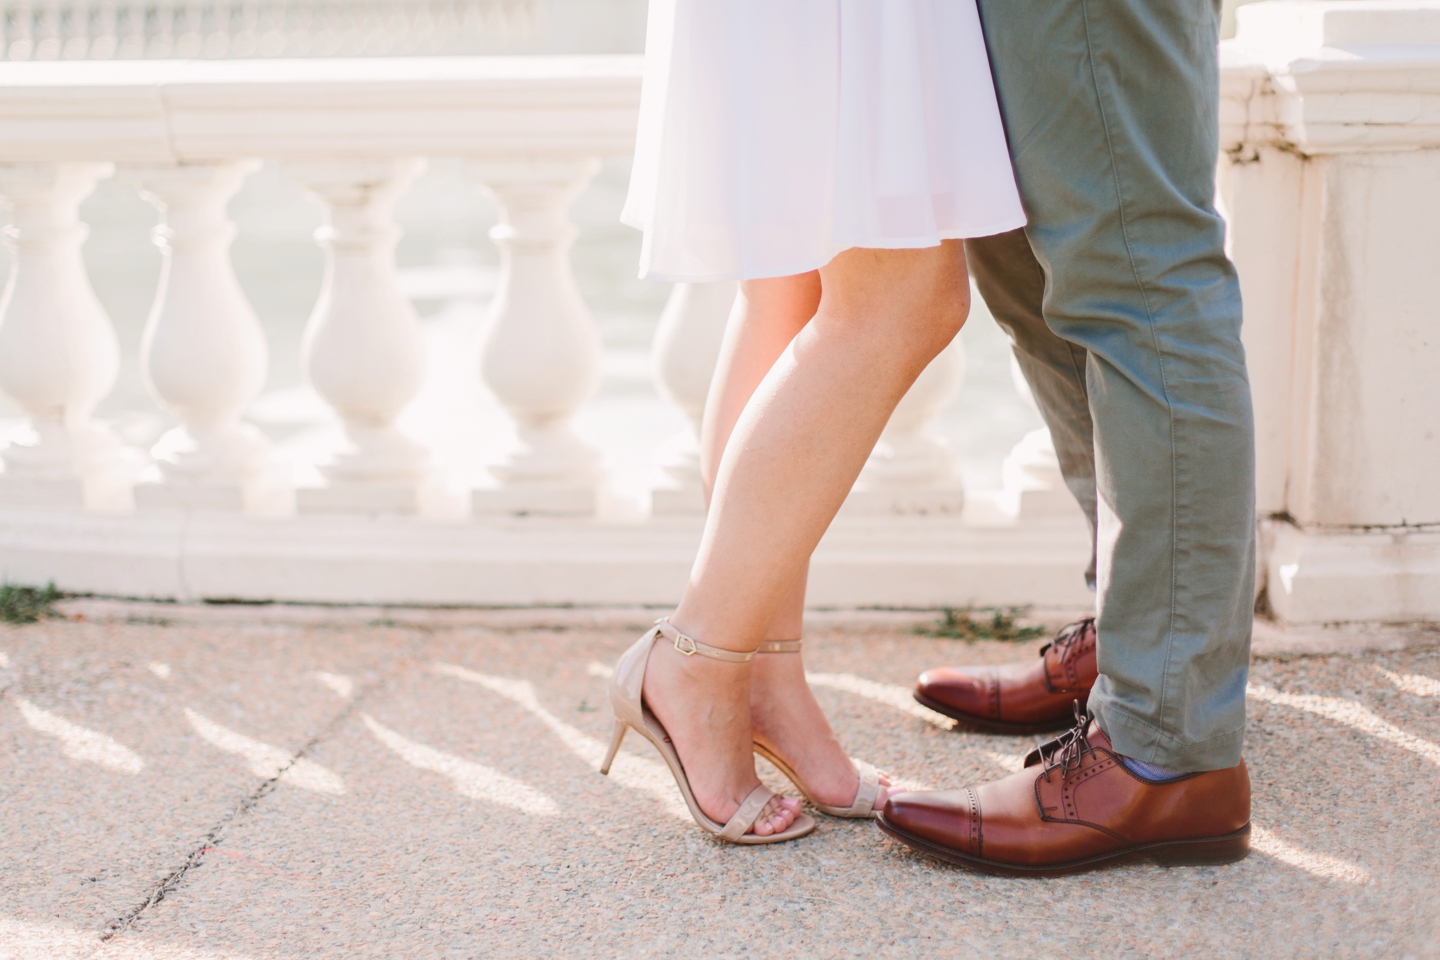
xmin=751 ymin=639 xmax=887 ymax=819
xmin=601 ymin=619 xmax=815 ymax=844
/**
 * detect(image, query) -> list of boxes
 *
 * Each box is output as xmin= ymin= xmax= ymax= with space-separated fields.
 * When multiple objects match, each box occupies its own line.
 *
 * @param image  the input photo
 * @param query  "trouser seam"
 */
xmin=1064 ymin=342 xmax=1088 ymax=389
xmin=1077 ymin=0 xmax=1182 ymax=744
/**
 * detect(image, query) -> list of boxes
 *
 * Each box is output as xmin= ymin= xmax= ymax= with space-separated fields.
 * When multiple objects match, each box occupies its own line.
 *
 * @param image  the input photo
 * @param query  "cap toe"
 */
xmin=883 ymin=789 xmax=981 ymax=855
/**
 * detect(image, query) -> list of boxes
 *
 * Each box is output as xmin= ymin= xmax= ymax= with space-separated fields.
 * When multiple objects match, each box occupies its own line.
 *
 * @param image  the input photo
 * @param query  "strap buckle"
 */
xmin=672 ymin=632 xmax=698 ymax=656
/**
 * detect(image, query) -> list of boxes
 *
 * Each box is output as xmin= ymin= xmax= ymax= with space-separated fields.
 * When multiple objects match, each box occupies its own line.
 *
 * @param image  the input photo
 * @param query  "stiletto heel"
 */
xmin=604 ymin=619 xmax=815 ymax=844
xmin=753 ymin=640 xmax=887 ymax=818
xmin=600 ymin=719 xmax=627 ymax=776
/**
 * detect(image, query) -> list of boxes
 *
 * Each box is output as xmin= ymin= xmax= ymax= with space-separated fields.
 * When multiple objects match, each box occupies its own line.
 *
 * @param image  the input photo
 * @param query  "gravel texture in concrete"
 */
xmin=2 ymin=607 xmax=1438 ymax=959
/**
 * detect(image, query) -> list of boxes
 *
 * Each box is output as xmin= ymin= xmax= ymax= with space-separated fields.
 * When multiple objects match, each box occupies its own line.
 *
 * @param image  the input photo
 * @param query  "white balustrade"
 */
xmin=0 ymin=0 xmax=536 ymax=61
xmin=467 ymin=159 xmax=604 ymax=516
xmin=649 ymin=280 xmax=735 ymax=516
xmin=1 ymin=26 xmax=1428 ymax=626
xmin=132 ymin=160 xmax=286 ymax=513
xmin=291 ymin=159 xmax=431 ymax=514
xmin=0 ymin=162 xmax=131 ymax=510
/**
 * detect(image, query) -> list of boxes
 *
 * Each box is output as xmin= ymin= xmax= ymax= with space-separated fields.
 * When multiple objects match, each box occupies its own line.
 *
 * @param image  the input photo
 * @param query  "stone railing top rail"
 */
xmin=0 ymin=0 xmax=538 ymax=62
xmin=1222 ymin=1 xmax=1440 ymax=154
xmin=1237 ymin=0 xmax=1440 ymax=58
xmin=0 ymin=54 xmax=643 ymax=162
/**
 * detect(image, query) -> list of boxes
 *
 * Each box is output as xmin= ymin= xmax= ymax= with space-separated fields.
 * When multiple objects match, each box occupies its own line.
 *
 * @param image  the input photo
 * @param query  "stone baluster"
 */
xmin=35 ymin=0 xmax=60 ymax=59
xmin=0 ymin=163 xmax=132 ymax=511
xmin=230 ymin=0 xmax=259 ymax=56
xmin=289 ymin=159 xmax=432 ymax=514
xmin=999 ymin=353 xmax=1075 ymax=519
xmin=132 ymin=161 xmax=287 ymax=513
xmin=90 ymin=0 xmax=118 ymax=59
xmin=649 ymin=281 xmax=736 ymax=516
xmin=118 ymin=0 xmax=145 ymax=57
xmin=7 ymin=3 xmax=33 ymax=61
xmin=465 ymin=159 xmax=604 ymax=516
xmin=175 ymin=0 xmax=204 ymax=57
xmin=62 ymin=0 xmax=91 ymax=59
xmin=202 ymin=0 xmax=229 ymax=57
xmin=846 ymin=332 xmax=967 ymax=515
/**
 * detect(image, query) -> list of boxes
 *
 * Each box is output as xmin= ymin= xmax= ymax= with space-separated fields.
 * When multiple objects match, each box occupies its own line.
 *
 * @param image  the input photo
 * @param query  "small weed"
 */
xmin=0 ymin=582 xmax=63 ymax=624
xmin=125 ymin=617 xmax=175 ymax=628
xmin=576 ymin=699 xmax=598 ymax=713
xmin=916 ymin=606 xmax=1047 ymax=643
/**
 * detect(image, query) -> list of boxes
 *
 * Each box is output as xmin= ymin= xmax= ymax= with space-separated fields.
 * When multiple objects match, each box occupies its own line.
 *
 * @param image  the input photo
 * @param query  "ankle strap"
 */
xmin=756 ymin=639 xmax=802 ymax=654
xmin=653 ymin=618 xmax=755 ymax=663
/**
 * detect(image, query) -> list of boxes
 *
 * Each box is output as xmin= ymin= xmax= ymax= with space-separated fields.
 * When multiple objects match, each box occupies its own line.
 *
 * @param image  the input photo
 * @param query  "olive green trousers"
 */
xmin=966 ymin=0 xmax=1255 ymax=770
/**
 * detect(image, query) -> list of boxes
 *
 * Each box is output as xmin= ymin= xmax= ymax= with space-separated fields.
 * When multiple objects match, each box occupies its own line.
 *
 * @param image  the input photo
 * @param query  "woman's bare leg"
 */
xmin=700 ymin=275 xmax=896 ymax=808
xmin=644 ymin=242 xmax=971 ymax=828
xmin=699 ymin=275 xmax=819 ymax=640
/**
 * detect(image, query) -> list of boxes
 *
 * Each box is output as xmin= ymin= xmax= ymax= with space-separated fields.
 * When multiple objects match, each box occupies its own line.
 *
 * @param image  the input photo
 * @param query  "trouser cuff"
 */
xmin=1092 ymin=701 xmax=1244 ymax=772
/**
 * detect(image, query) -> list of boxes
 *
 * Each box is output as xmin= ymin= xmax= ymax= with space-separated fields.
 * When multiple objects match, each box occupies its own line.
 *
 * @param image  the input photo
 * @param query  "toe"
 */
xmin=750 ymin=797 xmax=780 ymax=836
xmin=748 ymin=796 xmax=799 ymax=837
xmin=867 ymin=769 xmax=898 ymax=810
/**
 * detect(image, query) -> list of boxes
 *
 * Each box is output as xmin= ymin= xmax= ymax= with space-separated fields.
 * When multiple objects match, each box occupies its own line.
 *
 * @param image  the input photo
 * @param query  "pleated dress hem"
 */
xmin=625 ymin=213 xmax=1029 ymax=283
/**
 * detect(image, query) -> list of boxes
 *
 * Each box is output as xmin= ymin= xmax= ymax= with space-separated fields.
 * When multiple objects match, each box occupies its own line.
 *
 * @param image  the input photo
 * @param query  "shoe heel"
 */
xmin=1153 ymin=825 xmax=1252 ymax=866
xmin=599 ymin=719 xmax=627 ymax=776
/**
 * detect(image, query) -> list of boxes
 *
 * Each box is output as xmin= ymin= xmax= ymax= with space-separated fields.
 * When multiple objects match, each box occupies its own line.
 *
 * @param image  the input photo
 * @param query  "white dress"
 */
xmin=621 ymin=0 xmax=1027 ymax=283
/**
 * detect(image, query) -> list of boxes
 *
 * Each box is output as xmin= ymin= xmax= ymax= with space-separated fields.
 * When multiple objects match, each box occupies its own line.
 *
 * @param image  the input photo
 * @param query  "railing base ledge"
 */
xmin=0 ymin=506 xmax=1096 ymax=609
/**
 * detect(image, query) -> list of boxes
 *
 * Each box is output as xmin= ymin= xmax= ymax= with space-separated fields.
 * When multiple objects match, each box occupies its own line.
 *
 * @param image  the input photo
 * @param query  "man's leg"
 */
xmin=882 ymin=0 xmax=1255 ymax=874
xmin=966 ymin=230 xmax=1098 ymax=589
xmin=972 ymin=0 xmax=1255 ymax=771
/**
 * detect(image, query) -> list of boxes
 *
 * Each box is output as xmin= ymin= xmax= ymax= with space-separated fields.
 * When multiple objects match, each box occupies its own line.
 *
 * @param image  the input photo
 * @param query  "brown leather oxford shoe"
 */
xmin=876 ymin=719 xmax=1251 ymax=877
xmin=914 ymin=617 xmax=1097 ymax=734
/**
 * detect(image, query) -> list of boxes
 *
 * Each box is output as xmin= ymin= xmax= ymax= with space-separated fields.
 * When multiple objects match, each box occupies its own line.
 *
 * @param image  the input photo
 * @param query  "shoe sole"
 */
xmin=876 ymin=814 xmax=1251 ymax=877
xmin=912 ymin=690 xmax=1079 ymax=736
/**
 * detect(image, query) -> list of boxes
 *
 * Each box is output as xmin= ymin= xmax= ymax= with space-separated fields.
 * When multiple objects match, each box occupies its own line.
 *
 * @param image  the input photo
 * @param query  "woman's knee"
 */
xmin=819 ymin=244 xmax=969 ymax=354
xmin=932 ymin=278 xmax=971 ymax=341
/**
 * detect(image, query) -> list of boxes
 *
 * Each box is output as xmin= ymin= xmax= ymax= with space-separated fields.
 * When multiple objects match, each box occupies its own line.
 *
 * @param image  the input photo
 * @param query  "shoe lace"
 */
xmin=1041 ymin=702 xmax=1095 ymax=782
xmin=1039 ymin=616 xmax=1094 ymax=661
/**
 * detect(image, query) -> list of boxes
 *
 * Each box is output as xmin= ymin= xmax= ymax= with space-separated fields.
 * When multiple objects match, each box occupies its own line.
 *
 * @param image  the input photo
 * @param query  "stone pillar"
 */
xmin=1227 ymin=2 xmax=1440 ymax=623
xmin=1218 ymin=44 xmax=1303 ymax=522
xmin=0 ymin=162 xmax=132 ymax=511
xmin=133 ymin=161 xmax=288 ymax=514
xmin=649 ymin=281 xmax=736 ymax=516
xmin=465 ymin=159 xmax=604 ymax=516
xmin=290 ymin=159 xmax=432 ymax=514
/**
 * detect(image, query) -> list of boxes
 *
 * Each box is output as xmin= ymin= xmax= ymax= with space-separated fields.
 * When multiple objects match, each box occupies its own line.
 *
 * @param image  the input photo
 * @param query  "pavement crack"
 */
xmin=98 ymin=667 xmax=397 ymax=942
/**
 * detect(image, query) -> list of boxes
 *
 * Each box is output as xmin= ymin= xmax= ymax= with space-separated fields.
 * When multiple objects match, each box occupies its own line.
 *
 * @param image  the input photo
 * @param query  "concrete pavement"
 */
xmin=2 ymin=604 xmax=1437 ymax=958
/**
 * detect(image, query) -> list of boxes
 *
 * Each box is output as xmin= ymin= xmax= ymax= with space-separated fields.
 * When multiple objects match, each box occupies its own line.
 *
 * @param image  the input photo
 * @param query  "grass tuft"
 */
xmin=915 ymin=605 xmax=1047 ymax=643
xmin=0 ymin=582 xmax=63 ymax=624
